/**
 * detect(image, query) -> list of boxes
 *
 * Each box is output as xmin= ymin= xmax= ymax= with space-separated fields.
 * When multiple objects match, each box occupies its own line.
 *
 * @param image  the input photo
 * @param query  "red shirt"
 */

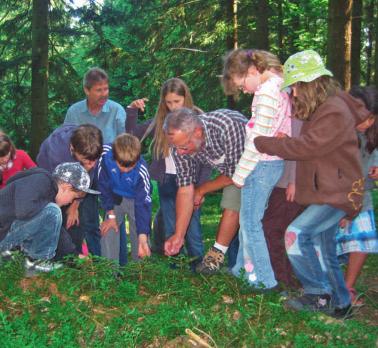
xmin=0 ymin=149 xmax=36 ymax=189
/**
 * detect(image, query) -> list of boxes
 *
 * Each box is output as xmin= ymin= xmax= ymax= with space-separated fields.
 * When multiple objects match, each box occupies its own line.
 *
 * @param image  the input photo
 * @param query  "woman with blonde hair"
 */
xmin=132 ymin=78 xmax=211 ymax=270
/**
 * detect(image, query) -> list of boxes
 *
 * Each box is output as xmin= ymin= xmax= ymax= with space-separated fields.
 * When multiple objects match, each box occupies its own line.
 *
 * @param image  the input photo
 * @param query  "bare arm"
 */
xmin=164 ymin=184 xmax=195 ymax=255
xmin=194 ymin=174 xmax=233 ymax=208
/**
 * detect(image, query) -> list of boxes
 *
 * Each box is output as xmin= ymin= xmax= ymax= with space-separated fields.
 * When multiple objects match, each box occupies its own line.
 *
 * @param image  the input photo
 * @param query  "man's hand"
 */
xmin=286 ymin=183 xmax=296 ymax=202
xmin=369 ymin=166 xmax=378 ymax=180
xmin=66 ymin=201 xmax=80 ymax=229
xmin=100 ymin=218 xmax=118 ymax=237
xmin=164 ymin=234 xmax=184 ymax=256
xmin=193 ymin=187 xmax=205 ymax=210
xmin=138 ymin=234 xmax=151 ymax=258
xmin=128 ymin=98 xmax=148 ymax=112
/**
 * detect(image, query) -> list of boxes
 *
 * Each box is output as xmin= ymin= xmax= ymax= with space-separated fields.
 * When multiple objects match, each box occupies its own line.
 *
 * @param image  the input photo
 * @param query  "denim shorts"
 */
xmin=220 ymin=184 xmax=241 ymax=212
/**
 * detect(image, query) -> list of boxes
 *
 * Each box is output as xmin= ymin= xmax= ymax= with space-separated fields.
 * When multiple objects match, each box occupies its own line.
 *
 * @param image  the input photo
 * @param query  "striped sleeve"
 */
xmin=232 ymin=92 xmax=279 ymax=186
xmin=134 ymin=163 xmax=152 ymax=235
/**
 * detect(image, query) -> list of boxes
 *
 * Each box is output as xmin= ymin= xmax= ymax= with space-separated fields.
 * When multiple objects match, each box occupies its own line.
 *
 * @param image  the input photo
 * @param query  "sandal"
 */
xmin=348 ymin=287 xmax=365 ymax=307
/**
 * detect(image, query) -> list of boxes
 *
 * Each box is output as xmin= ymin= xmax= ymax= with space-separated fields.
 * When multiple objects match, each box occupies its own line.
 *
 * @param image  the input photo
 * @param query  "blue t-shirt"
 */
xmin=64 ymin=99 xmax=126 ymax=144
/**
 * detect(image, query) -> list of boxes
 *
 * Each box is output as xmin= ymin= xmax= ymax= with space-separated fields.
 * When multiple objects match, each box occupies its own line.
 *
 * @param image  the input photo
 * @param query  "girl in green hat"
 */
xmin=254 ymin=50 xmax=372 ymax=318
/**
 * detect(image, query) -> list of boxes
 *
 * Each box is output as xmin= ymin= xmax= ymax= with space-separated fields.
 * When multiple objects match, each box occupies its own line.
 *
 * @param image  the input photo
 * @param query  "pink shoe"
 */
xmin=81 ymin=242 xmax=89 ymax=256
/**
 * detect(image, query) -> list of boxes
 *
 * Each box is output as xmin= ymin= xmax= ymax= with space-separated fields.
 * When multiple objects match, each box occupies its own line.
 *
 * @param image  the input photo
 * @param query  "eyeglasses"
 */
xmin=117 ymin=157 xmax=139 ymax=168
xmin=237 ymin=75 xmax=248 ymax=92
xmin=170 ymin=134 xmax=194 ymax=152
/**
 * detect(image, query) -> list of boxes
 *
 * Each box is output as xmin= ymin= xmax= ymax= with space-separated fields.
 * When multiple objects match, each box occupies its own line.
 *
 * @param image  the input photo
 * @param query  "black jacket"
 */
xmin=0 ymin=167 xmax=58 ymax=242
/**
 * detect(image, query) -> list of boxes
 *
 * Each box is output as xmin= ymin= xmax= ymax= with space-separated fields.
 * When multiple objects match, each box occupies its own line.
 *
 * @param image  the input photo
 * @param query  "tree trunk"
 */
xmin=277 ymin=0 xmax=284 ymax=62
xmin=255 ymin=0 xmax=270 ymax=50
xmin=351 ymin=0 xmax=362 ymax=86
xmin=375 ymin=2 xmax=378 ymax=87
xmin=365 ymin=0 xmax=374 ymax=85
xmin=225 ymin=0 xmax=236 ymax=109
xmin=31 ymin=0 xmax=49 ymax=159
xmin=327 ymin=0 xmax=353 ymax=89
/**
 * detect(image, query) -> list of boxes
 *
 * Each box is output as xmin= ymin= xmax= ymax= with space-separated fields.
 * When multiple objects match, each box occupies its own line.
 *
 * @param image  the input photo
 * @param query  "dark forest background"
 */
xmin=0 ymin=0 xmax=377 ymax=158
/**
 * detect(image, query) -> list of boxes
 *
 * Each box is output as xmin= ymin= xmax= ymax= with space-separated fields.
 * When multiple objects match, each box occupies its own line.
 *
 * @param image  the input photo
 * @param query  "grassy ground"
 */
xmin=0 ymin=188 xmax=377 ymax=347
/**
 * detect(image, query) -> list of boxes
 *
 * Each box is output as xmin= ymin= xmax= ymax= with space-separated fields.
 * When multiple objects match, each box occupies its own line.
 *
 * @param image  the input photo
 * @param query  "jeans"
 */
xmin=119 ymin=221 xmax=128 ymax=266
xmin=0 ymin=203 xmax=61 ymax=260
xmin=64 ymin=193 xmax=101 ymax=256
xmin=227 ymin=234 xmax=239 ymax=269
xmin=158 ymin=174 xmax=204 ymax=269
xmin=232 ymin=160 xmax=284 ymax=289
xmin=286 ymin=204 xmax=350 ymax=308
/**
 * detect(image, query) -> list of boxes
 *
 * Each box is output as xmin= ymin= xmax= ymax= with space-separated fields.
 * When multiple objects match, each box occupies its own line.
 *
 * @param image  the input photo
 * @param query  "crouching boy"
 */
xmin=0 ymin=162 xmax=100 ymax=275
xmin=99 ymin=134 xmax=151 ymax=262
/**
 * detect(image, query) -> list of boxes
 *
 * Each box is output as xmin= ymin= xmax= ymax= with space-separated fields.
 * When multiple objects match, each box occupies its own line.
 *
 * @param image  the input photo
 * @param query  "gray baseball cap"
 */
xmin=53 ymin=162 xmax=100 ymax=195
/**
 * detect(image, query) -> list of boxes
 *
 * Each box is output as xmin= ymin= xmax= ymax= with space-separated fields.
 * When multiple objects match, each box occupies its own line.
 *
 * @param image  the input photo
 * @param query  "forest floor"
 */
xmin=0 ymin=191 xmax=377 ymax=347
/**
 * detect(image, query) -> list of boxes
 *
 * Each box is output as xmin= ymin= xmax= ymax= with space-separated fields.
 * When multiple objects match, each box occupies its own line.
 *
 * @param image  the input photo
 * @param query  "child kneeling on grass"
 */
xmin=98 ymin=133 xmax=152 ymax=262
xmin=0 ymin=162 xmax=99 ymax=275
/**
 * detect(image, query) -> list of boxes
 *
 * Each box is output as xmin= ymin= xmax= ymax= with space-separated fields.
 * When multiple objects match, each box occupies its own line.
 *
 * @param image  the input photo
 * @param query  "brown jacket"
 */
xmin=255 ymin=91 xmax=371 ymax=218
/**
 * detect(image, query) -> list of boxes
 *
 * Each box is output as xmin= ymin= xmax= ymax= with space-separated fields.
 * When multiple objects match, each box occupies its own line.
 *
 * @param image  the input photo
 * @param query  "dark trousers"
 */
xmin=262 ymin=187 xmax=304 ymax=287
xmin=56 ymin=193 xmax=101 ymax=259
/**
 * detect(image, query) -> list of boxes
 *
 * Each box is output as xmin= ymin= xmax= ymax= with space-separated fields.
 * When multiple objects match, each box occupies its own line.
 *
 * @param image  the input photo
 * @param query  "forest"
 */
xmin=0 ymin=0 xmax=377 ymax=157
xmin=1 ymin=1 xmax=378 ymax=346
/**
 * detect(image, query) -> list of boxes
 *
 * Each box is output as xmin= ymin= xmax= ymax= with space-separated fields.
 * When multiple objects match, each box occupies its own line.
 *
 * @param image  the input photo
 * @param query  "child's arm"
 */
xmin=232 ymin=92 xmax=280 ymax=187
xmin=19 ymin=150 xmax=36 ymax=169
xmin=134 ymin=163 xmax=152 ymax=258
xmin=254 ymin=107 xmax=352 ymax=160
xmin=97 ymin=148 xmax=118 ymax=236
xmin=66 ymin=200 xmax=80 ymax=229
xmin=138 ymin=234 xmax=151 ymax=258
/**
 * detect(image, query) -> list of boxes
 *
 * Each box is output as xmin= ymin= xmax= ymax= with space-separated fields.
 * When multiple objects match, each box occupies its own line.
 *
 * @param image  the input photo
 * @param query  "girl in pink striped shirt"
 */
xmin=222 ymin=49 xmax=291 ymax=289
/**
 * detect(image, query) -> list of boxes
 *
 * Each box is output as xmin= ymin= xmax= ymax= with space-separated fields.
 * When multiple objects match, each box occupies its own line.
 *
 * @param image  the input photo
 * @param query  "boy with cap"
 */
xmin=37 ymin=124 xmax=103 ymax=256
xmin=0 ymin=162 xmax=99 ymax=275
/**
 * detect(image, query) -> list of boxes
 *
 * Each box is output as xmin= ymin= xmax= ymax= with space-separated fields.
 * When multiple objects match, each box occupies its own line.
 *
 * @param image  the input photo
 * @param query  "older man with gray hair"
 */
xmin=163 ymin=107 xmax=247 ymax=274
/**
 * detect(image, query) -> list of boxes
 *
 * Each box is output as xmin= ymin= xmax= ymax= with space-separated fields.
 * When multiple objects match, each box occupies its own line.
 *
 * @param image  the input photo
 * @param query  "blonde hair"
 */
xmin=293 ymin=76 xmax=340 ymax=120
xmin=112 ymin=134 xmax=141 ymax=166
xmin=222 ymin=49 xmax=283 ymax=95
xmin=143 ymin=78 xmax=199 ymax=159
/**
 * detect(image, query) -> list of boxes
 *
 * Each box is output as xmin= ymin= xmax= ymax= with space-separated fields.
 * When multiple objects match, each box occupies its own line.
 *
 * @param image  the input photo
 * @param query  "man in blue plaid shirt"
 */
xmin=163 ymin=108 xmax=247 ymax=274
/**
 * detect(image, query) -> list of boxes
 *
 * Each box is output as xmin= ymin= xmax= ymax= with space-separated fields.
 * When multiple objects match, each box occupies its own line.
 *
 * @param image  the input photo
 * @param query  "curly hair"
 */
xmin=292 ymin=76 xmax=340 ymax=121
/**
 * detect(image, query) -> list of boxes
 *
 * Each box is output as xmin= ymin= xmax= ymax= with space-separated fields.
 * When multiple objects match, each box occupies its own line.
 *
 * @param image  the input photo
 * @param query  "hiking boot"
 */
xmin=333 ymin=304 xmax=353 ymax=320
xmin=285 ymin=294 xmax=332 ymax=314
xmin=24 ymin=257 xmax=63 ymax=276
xmin=195 ymin=247 xmax=225 ymax=275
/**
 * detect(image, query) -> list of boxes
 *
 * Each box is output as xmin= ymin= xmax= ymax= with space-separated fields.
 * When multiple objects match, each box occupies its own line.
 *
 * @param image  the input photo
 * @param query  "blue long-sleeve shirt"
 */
xmin=98 ymin=145 xmax=152 ymax=235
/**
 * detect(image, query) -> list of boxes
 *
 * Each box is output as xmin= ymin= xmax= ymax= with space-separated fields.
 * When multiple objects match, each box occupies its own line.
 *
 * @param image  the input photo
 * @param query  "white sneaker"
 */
xmin=24 ymin=257 xmax=63 ymax=276
xmin=0 ymin=250 xmax=16 ymax=263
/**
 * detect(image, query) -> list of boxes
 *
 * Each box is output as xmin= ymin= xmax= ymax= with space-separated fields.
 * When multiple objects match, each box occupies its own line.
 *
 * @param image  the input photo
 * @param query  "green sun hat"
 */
xmin=282 ymin=50 xmax=333 ymax=90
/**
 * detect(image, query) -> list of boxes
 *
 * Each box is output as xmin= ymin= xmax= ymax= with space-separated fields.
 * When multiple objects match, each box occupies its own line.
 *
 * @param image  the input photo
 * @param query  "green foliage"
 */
xmin=0 ymin=193 xmax=378 ymax=347
xmin=1 ymin=0 xmax=376 ymax=150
